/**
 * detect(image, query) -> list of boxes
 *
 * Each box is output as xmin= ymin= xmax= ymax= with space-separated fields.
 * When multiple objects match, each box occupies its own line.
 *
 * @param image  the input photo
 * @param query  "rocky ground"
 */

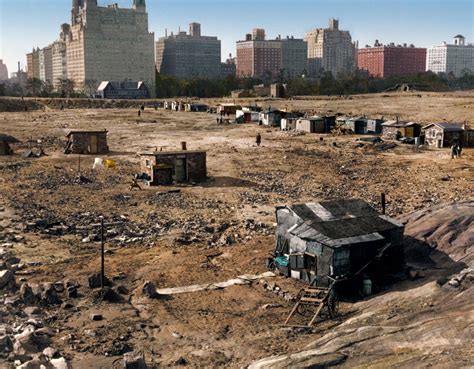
xmin=0 ymin=92 xmax=473 ymax=368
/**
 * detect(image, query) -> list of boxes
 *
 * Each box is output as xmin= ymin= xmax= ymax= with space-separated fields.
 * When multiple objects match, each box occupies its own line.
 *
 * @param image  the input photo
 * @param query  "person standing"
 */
xmin=256 ymin=133 xmax=262 ymax=147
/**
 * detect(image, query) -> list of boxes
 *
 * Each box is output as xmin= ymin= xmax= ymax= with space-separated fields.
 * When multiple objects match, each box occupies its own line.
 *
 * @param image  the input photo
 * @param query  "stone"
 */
xmin=66 ymin=286 xmax=78 ymax=299
xmin=123 ymin=350 xmax=147 ymax=369
xmin=40 ymin=283 xmax=61 ymax=305
xmin=112 ymin=285 xmax=128 ymax=295
xmin=24 ymin=307 xmax=41 ymax=317
xmin=53 ymin=282 xmax=65 ymax=293
xmin=20 ymin=284 xmax=37 ymax=305
xmin=50 ymin=357 xmax=69 ymax=369
xmin=17 ymin=358 xmax=45 ymax=369
xmin=96 ymin=286 xmax=121 ymax=302
xmin=90 ymin=313 xmax=103 ymax=321
xmin=142 ymin=281 xmax=158 ymax=299
xmin=88 ymin=273 xmax=109 ymax=289
xmin=0 ymin=269 xmax=14 ymax=289
xmin=0 ymin=334 xmax=13 ymax=355
xmin=43 ymin=346 xmax=58 ymax=358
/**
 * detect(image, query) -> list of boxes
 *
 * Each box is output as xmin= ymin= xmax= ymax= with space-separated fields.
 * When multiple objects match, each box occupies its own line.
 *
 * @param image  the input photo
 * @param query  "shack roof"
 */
xmin=66 ymin=130 xmax=108 ymax=137
xmin=422 ymin=122 xmax=467 ymax=132
xmin=278 ymin=199 xmax=403 ymax=247
xmin=0 ymin=134 xmax=20 ymax=143
xmin=139 ymin=150 xmax=206 ymax=156
xmin=381 ymin=120 xmax=419 ymax=128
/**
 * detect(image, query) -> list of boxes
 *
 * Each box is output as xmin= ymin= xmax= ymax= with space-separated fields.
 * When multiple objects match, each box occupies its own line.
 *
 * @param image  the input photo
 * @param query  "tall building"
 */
xmin=426 ymin=35 xmax=474 ymax=77
xmin=357 ymin=41 xmax=427 ymax=78
xmin=305 ymin=18 xmax=356 ymax=77
xmin=221 ymin=54 xmax=237 ymax=78
xmin=67 ymin=0 xmax=155 ymax=95
xmin=52 ymin=24 xmax=70 ymax=90
xmin=0 ymin=60 xmax=8 ymax=81
xmin=236 ymin=29 xmax=307 ymax=79
xmin=26 ymin=48 xmax=41 ymax=79
xmin=155 ymin=22 xmax=221 ymax=79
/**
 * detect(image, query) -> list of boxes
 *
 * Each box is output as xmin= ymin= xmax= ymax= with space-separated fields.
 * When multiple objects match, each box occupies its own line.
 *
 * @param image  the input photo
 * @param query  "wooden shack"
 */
xmin=64 ymin=130 xmax=109 ymax=155
xmin=381 ymin=121 xmax=421 ymax=140
xmin=422 ymin=122 xmax=474 ymax=148
xmin=367 ymin=118 xmax=385 ymax=134
xmin=139 ymin=150 xmax=207 ymax=186
xmin=345 ymin=117 xmax=367 ymax=134
xmin=271 ymin=199 xmax=405 ymax=287
xmin=296 ymin=116 xmax=325 ymax=133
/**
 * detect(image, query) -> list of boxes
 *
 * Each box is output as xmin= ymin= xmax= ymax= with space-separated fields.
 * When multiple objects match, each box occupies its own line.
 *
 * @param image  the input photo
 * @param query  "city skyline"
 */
xmin=0 ymin=0 xmax=473 ymax=75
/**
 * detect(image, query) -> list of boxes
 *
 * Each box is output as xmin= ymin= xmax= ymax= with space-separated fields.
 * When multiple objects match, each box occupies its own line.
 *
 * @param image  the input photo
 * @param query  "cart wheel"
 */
xmin=327 ymin=290 xmax=339 ymax=319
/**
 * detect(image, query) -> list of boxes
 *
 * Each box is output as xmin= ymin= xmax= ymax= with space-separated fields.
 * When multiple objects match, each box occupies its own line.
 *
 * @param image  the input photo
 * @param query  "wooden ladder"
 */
xmin=284 ymin=286 xmax=331 ymax=327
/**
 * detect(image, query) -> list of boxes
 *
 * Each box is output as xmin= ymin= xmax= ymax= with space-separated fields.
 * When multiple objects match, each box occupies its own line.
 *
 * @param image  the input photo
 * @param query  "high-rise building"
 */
xmin=0 ymin=60 xmax=8 ymax=81
xmin=155 ymin=23 xmax=221 ymax=79
xmin=426 ymin=35 xmax=474 ymax=77
xmin=26 ymin=48 xmax=41 ymax=79
xmin=67 ymin=0 xmax=155 ymax=95
xmin=236 ymin=30 xmax=307 ymax=79
xmin=357 ymin=41 xmax=427 ymax=78
xmin=305 ymin=18 xmax=356 ymax=77
xmin=221 ymin=54 xmax=237 ymax=78
xmin=52 ymin=24 xmax=70 ymax=90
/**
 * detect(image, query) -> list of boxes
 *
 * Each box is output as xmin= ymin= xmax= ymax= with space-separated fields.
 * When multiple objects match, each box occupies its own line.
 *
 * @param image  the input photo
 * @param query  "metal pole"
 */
xmin=381 ymin=193 xmax=386 ymax=215
xmin=100 ymin=216 xmax=105 ymax=291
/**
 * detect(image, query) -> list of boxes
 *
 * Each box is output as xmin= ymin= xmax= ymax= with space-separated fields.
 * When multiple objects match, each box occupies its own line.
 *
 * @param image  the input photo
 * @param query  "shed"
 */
xmin=96 ymin=81 xmax=149 ymax=99
xmin=237 ymin=110 xmax=260 ymax=123
xmin=281 ymin=118 xmax=297 ymax=131
xmin=381 ymin=121 xmax=421 ymax=140
xmin=345 ymin=117 xmax=367 ymax=134
xmin=259 ymin=109 xmax=282 ymax=127
xmin=139 ymin=150 xmax=207 ymax=185
xmin=422 ymin=122 xmax=474 ymax=148
xmin=218 ymin=104 xmax=241 ymax=116
xmin=296 ymin=116 xmax=325 ymax=133
xmin=322 ymin=116 xmax=336 ymax=133
xmin=64 ymin=130 xmax=109 ymax=155
xmin=367 ymin=118 xmax=385 ymax=134
xmin=272 ymin=199 xmax=404 ymax=286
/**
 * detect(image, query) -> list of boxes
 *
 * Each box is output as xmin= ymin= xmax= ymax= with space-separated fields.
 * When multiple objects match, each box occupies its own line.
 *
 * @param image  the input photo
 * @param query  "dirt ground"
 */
xmin=0 ymin=92 xmax=473 ymax=368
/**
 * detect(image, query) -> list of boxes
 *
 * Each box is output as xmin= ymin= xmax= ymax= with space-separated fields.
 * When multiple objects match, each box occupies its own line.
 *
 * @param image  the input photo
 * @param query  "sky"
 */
xmin=0 ymin=0 xmax=473 ymax=76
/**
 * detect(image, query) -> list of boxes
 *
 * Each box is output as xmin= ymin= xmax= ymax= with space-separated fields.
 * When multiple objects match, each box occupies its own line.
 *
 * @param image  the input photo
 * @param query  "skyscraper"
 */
xmin=236 ymin=30 xmax=307 ymax=80
xmin=426 ymin=35 xmax=474 ymax=77
xmin=0 ymin=60 xmax=8 ymax=81
xmin=67 ymin=0 xmax=155 ymax=95
xmin=305 ymin=19 xmax=356 ymax=77
xmin=155 ymin=23 xmax=222 ymax=79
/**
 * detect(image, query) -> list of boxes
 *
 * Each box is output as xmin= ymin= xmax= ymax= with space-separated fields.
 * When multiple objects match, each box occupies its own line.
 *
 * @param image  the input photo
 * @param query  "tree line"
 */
xmin=1 ymin=71 xmax=473 ymax=98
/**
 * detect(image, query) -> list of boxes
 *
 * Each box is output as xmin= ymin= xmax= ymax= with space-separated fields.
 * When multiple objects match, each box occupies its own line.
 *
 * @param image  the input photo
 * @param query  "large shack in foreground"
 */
xmin=272 ymin=199 xmax=405 ymax=287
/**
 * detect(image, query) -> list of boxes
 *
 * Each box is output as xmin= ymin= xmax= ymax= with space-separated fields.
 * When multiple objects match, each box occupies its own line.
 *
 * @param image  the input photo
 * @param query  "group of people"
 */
xmin=451 ymin=141 xmax=463 ymax=159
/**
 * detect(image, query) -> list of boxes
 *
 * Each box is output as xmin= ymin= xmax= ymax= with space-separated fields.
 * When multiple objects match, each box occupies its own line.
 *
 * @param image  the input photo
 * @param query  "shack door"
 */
xmin=175 ymin=158 xmax=187 ymax=183
xmin=90 ymin=135 xmax=98 ymax=154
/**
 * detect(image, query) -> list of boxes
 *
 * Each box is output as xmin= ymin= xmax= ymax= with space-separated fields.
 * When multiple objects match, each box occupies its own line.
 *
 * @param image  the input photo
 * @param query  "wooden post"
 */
xmin=100 ymin=217 xmax=105 ymax=290
xmin=381 ymin=193 xmax=386 ymax=215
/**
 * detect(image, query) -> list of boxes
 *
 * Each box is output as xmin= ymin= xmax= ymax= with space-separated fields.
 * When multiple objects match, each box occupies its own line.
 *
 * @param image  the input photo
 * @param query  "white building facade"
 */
xmin=426 ymin=35 xmax=474 ymax=77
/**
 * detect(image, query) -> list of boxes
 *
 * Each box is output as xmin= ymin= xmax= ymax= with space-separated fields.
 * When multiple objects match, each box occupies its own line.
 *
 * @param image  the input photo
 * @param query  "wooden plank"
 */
xmin=300 ymin=297 xmax=324 ymax=303
xmin=308 ymin=303 xmax=325 ymax=327
xmin=284 ymin=302 xmax=300 ymax=325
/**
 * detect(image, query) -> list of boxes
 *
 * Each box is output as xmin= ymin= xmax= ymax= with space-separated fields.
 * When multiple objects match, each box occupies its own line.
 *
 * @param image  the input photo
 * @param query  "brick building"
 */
xmin=156 ymin=23 xmax=221 ymax=79
xmin=236 ymin=29 xmax=307 ymax=80
xmin=357 ymin=41 xmax=427 ymax=78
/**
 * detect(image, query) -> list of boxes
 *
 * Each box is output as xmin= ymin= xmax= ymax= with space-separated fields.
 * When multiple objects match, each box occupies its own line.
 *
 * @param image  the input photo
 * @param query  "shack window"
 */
xmin=305 ymin=253 xmax=317 ymax=273
xmin=145 ymin=159 xmax=151 ymax=168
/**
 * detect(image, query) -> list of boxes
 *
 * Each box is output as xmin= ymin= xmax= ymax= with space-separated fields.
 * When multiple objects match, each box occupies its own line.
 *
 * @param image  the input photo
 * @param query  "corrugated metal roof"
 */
xmin=422 ymin=122 xmax=466 ymax=132
xmin=285 ymin=199 xmax=401 ymax=247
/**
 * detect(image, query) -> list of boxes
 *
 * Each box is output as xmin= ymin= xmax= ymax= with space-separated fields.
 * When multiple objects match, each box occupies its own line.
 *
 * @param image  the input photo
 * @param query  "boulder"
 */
xmin=88 ymin=273 xmax=110 ymax=289
xmin=51 ymin=357 xmax=70 ymax=369
xmin=43 ymin=346 xmax=58 ymax=358
xmin=0 ymin=269 xmax=15 ymax=289
xmin=0 ymin=334 xmax=13 ymax=356
xmin=20 ymin=284 xmax=38 ymax=305
xmin=40 ymin=283 xmax=61 ymax=305
xmin=142 ymin=281 xmax=158 ymax=299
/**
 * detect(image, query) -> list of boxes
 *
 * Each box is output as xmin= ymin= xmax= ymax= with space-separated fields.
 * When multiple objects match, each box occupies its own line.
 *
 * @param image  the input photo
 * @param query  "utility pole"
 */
xmin=100 ymin=216 xmax=105 ymax=291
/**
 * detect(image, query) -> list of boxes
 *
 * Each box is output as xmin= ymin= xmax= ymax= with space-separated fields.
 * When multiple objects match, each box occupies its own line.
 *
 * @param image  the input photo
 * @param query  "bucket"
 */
xmin=362 ymin=279 xmax=372 ymax=296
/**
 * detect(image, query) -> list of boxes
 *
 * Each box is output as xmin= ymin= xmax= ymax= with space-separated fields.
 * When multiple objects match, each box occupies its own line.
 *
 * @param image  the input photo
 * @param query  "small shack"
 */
xmin=0 ymin=134 xmax=19 ymax=155
xmin=64 ymin=130 xmax=109 ymax=155
xmin=139 ymin=150 xmax=207 ymax=185
xmin=296 ymin=116 xmax=325 ymax=133
xmin=422 ymin=122 xmax=474 ymax=148
xmin=270 ymin=83 xmax=288 ymax=98
xmin=218 ymin=104 xmax=241 ymax=116
xmin=281 ymin=118 xmax=297 ymax=131
xmin=322 ymin=116 xmax=336 ymax=133
xmin=271 ymin=199 xmax=404 ymax=286
xmin=236 ymin=110 xmax=260 ymax=123
xmin=381 ymin=121 xmax=421 ymax=140
xmin=345 ymin=117 xmax=367 ymax=134
xmin=259 ymin=109 xmax=282 ymax=127
xmin=366 ymin=118 xmax=385 ymax=134
xmin=96 ymin=81 xmax=149 ymax=99
xmin=186 ymin=103 xmax=209 ymax=112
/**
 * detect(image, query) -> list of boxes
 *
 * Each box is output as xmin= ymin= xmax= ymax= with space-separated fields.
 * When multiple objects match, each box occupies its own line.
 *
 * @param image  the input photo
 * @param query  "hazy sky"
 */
xmin=0 ymin=0 xmax=473 ymax=76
